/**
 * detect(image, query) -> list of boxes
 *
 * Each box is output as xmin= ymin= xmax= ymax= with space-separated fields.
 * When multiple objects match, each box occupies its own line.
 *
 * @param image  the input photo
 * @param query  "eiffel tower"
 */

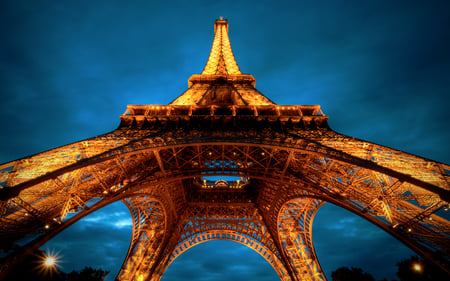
xmin=1 ymin=18 xmax=449 ymax=281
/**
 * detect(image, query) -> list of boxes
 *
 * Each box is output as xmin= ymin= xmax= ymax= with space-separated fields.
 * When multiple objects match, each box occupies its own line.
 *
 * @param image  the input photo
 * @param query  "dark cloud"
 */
xmin=1 ymin=1 xmax=449 ymax=281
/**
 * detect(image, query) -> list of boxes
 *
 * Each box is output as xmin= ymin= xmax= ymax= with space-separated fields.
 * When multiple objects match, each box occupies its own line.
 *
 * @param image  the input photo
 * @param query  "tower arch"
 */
xmin=161 ymin=240 xmax=281 ymax=281
xmin=164 ymin=223 xmax=290 ymax=280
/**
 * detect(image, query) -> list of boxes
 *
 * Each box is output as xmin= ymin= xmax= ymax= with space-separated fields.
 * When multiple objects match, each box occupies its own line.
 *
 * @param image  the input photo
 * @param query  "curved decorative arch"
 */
xmin=2 ymin=135 xmax=448 ymax=202
xmin=167 ymin=230 xmax=290 ymax=281
xmin=258 ymin=154 xmax=450 ymax=274
xmin=1 ymin=136 xmax=449 ymax=279
xmin=146 ymin=201 xmax=295 ymax=281
xmin=275 ymin=193 xmax=448 ymax=281
xmin=0 ymin=190 xmax=171 ymax=280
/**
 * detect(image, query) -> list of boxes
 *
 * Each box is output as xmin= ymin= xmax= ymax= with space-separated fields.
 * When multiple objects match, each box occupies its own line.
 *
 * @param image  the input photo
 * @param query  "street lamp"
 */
xmin=44 ymin=256 xmax=56 ymax=267
xmin=412 ymin=262 xmax=422 ymax=273
xmin=38 ymin=249 xmax=62 ymax=276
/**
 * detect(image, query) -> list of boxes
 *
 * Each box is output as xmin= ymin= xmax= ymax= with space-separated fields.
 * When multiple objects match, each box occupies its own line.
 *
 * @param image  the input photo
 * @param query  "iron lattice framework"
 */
xmin=1 ymin=18 xmax=450 ymax=281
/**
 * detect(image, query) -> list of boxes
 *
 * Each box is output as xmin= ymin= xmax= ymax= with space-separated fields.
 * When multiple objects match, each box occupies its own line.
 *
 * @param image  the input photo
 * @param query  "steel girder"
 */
xmin=0 ymin=127 xmax=449 ymax=280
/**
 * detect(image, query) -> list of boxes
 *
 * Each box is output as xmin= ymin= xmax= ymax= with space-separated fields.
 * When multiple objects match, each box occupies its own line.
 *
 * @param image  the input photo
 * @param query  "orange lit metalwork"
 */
xmin=0 ymin=18 xmax=449 ymax=281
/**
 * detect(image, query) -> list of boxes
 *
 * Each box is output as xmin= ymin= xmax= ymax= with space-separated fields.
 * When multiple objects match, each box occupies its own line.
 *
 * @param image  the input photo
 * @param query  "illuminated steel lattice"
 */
xmin=0 ymin=18 xmax=449 ymax=281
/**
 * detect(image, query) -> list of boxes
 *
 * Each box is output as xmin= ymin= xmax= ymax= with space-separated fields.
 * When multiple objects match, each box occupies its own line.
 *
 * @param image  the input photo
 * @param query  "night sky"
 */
xmin=1 ymin=1 xmax=449 ymax=281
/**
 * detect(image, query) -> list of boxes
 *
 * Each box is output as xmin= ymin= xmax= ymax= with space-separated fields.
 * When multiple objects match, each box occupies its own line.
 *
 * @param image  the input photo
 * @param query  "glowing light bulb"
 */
xmin=39 ymin=249 xmax=62 ymax=271
xmin=412 ymin=263 xmax=422 ymax=272
xmin=34 ymin=249 xmax=63 ymax=278
xmin=44 ymin=256 xmax=56 ymax=266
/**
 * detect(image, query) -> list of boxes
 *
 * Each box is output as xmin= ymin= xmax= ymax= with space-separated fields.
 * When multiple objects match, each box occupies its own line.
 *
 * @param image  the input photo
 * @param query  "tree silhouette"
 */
xmin=330 ymin=255 xmax=450 ymax=281
xmin=65 ymin=267 xmax=109 ymax=281
xmin=331 ymin=266 xmax=375 ymax=281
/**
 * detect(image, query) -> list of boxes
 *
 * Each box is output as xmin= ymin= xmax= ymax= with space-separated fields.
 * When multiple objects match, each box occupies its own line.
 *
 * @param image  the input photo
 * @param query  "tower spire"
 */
xmin=170 ymin=18 xmax=275 ymax=106
xmin=201 ymin=17 xmax=241 ymax=75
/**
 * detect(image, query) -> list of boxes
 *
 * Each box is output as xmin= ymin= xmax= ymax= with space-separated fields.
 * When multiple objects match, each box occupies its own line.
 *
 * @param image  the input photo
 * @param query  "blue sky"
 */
xmin=1 ymin=1 xmax=449 ymax=280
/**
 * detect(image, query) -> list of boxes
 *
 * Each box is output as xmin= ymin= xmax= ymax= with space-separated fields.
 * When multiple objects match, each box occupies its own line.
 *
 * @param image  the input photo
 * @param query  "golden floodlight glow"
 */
xmin=44 ymin=256 xmax=56 ymax=266
xmin=412 ymin=262 xmax=422 ymax=272
xmin=40 ymin=249 xmax=61 ymax=269
xmin=34 ymin=249 xmax=62 ymax=278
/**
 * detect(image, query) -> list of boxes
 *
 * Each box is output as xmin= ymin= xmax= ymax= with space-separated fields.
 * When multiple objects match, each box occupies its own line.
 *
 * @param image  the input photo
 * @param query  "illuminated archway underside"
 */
xmin=1 ymin=18 xmax=449 ymax=281
xmin=166 ymin=217 xmax=291 ymax=280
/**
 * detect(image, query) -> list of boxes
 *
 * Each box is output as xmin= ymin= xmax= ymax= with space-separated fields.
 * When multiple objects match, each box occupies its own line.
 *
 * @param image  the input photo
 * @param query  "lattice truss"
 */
xmin=118 ymin=197 xmax=166 ymax=280
xmin=0 ymin=123 xmax=449 ymax=280
xmin=278 ymin=199 xmax=325 ymax=281
xmin=165 ymin=205 xmax=290 ymax=280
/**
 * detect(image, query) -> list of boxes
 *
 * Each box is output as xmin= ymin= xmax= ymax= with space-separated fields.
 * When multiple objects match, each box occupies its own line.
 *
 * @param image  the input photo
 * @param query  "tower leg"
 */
xmin=117 ymin=196 xmax=166 ymax=281
xmin=278 ymin=198 xmax=326 ymax=281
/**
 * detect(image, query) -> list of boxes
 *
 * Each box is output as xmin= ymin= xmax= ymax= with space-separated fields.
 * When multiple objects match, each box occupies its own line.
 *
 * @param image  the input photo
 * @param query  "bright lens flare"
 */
xmin=44 ymin=256 xmax=56 ymax=266
xmin=36 ymin=249 xmax=62 ymax=277
xmin=42 ymin=251 xmax=60 ymax=268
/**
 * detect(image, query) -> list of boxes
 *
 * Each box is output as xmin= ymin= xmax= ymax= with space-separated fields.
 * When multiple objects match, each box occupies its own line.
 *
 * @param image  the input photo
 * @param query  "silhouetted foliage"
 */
xmin=65 ymin=267 xmax=109 ymax=281
xmin=396 ymin=256 xmax=449 ymax=281
xmin=331 ymin=255 xmax=450 ymax=281
xmin=4 ymin=249 xmax=109 ymax=281
xmin=331 ymin=266 xmax=375 ymax=281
